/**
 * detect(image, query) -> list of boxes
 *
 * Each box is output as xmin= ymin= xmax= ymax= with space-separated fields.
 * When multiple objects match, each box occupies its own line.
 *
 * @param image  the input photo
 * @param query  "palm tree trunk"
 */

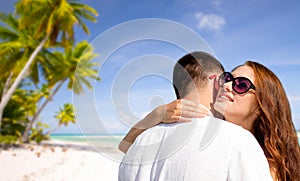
xmin=0 ymin=72 xmax=13 ymax=134
xmin=44 ymin=124 xmax=62 ymax=136
xmin=0 ymin=110 xmax=3 ymax=135
xmin=0 ymin=34 xmax=49 ymax=130
xmin=22 ymin=79 xmax=66 ymax=142
xmin=1 ymin=72 xmax=13 ymax=100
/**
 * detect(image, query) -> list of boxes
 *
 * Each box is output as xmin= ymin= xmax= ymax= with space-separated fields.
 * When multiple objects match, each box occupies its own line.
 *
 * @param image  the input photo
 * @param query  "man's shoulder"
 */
xmin=143 ymin=117 xmax=211 ymax=133
xmin=191 ymin=117 xmax=258 ymax=145
xmin=134 ymin=117 xmax=209 ymax=146
xmin=214 ymin=120 xmax=262 ymax=154
xmin=135 ymin=116 xmax=257 ymax=148
xmin=207 ymin=118 xmax=253 ymax=136
xmin=191 ymin=116 xmax=250 ymax=134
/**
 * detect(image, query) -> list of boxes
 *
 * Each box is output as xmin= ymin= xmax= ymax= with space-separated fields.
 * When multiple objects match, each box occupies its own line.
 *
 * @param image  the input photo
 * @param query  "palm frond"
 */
xmin=0 ymin=26 xmax=19 ymax=42
xmin=15 ymin=0 xmax=50 ymax=30
xmin=75 ymin=16 xmax=90 ymax=34
xmin=0 ymin=13 xmax=19 ymax=31
xmin=70 ymin=2 xmax=99 ymax=21
xmin=0 ymin=41 xmax=23 ymax=56
xmin=73 ymin=40 xmax=89 ymax=57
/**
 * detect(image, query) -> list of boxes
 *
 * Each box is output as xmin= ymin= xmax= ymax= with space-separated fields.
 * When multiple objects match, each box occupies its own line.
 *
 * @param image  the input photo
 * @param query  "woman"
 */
xmin=214 ymin=61 xmax=300 ymax=181
xmin=119 ymin=61 xmax=300 ymax=181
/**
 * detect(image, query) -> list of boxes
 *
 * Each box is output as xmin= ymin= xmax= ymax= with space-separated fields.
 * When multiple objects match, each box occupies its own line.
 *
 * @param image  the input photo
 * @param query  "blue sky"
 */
xmin=1 ymin=0 xmax=300 ymax=134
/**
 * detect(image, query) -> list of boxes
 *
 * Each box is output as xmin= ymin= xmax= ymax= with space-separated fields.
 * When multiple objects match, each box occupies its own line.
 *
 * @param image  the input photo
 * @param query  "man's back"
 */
xmin=119 ymin=116 xmax=272 ymax=181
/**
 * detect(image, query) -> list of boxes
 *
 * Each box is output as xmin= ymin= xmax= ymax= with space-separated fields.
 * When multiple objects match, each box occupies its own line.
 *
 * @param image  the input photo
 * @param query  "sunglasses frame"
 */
xmin=218 ymin=72 xmax=256 ymax=94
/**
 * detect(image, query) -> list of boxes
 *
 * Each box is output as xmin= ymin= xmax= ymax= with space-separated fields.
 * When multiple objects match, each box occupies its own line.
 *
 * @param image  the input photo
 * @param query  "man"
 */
xmin=119 ymin=52 xmax=272 ymax=180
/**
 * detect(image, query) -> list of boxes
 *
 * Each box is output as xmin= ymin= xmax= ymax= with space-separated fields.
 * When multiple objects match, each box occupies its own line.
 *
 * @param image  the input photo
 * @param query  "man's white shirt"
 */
xmin=119 ymin=116 xmax=273 ymax=181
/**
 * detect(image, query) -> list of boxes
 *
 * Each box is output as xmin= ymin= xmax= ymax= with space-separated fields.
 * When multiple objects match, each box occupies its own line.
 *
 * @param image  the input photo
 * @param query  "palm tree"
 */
xmin=0 ymin=0 xmax=98 ymax=125
xmin=0 ymin=12 xmax=42 ymax=134
xmin=22 ymin=40 xmax=100 ymax=142
xmin=0 ymin=13 xmax=23 ymax=91
xmin=44 ymin=103 xmax=75 ymax=135
xmin=1 ymin=88 xmax=40 ymax=136
xmin=0 ymin=13 xmax=48 ymax=88
xmin=0 ymin=13 xmax=55 ymax=133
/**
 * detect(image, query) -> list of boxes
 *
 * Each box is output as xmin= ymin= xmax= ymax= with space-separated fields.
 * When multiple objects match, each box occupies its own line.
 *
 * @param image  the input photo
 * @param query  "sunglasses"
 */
xmin=218 ymin=72 xmax=256 ymax=94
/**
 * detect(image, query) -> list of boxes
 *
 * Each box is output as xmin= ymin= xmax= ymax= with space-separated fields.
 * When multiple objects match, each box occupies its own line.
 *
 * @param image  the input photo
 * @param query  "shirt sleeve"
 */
xmin=227 ymin=130 xmax=273 ymax=181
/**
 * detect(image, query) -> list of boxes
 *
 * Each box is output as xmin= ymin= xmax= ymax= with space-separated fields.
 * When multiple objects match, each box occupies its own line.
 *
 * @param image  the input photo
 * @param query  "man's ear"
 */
xmin=214 ymin=75 xmax=220 ymax=91
xmin=208 ymin=75 xmax=219 ymax=91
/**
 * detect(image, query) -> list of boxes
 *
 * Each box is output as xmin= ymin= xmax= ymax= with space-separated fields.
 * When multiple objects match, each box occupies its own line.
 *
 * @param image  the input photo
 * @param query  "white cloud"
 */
xmin=195 ymin=12 xmax=226 ymax=31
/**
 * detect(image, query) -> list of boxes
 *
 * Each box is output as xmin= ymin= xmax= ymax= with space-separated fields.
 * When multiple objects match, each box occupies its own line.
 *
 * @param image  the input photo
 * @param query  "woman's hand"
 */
xmin=119 ymin=99 xmax=210 ymax=153
xmin=159 ymin=99 xmax=211 ymax=124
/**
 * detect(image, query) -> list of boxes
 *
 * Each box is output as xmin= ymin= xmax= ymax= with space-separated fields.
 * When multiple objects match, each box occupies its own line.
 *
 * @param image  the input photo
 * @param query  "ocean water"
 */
xmin=50 ymin=132 xmax=300 ymax=148
xmin=50 ymin=133 xmax=299 ymax=162
xmin=50 ymin=134 xmax=126 ymax=160
xmin=51 ymin=133 xmax=300 ymax=146
xmin=50 ymin=134 xmax=124 ymax=144
xmin=50 ymin=134 xmax=125 ymax=150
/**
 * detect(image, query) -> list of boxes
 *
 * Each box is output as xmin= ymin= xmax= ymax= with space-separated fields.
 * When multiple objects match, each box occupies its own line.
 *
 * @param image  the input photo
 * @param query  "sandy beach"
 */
xmin=0 ymin=140 xmax=123 ymax=181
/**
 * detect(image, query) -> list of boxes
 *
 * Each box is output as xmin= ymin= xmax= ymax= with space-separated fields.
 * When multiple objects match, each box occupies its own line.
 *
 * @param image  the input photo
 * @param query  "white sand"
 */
xmin=0 ymin=141 xmax=124 ymax=181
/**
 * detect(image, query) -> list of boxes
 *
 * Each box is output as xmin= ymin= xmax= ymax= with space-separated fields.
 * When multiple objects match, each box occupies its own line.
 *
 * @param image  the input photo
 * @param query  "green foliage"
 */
xmin=29 ymin=121 xmax=50 ymax=144
xmin=45 ymin=40 xmax=100 ymax=93
xmin=1 ymin=88 xmax=38 ymax=135
xmin=15 ymin=0 xmax=98 ymax=49
xmin=0 ymin=0 xmax=100 ymax=144
xmin=0 ymin=12 xmax=48 ymax=85
xmin=1 ymin=85 xmax=51 ymax=138
xmin=0 ymin=13 xmax=19 ymax=41
xmin=0 ymin=135 xmax=19 ymax=146
xmin=55 ymin=103 xmax=76 ymax=126
xmin=1 ymin=119 xmax=26 ymax=137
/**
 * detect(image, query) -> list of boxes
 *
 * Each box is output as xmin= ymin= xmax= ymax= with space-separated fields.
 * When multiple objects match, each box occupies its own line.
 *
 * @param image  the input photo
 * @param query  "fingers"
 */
xmin=163 ymin=116 xmax=192 ymax=123
xmin=180 ymin=110 xmax=209 ymax=118
xmin=176 ymin=117 xmax=192 ymax=123
xmin=162 ymin=113 xmax=207 ymax=124
xmin=137 ymin=99 xmax=211 ymax=131
xmin=158 ymin=99 xmax=211 ymax=124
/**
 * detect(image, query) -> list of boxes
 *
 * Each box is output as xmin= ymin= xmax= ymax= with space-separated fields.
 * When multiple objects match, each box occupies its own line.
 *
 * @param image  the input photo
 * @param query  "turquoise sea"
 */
xmin=51 ymin=132 xmax=300 ymax=147
xmin=50 ymin=132 xmax=300 ymax=162
xmin=50 ymin=134 xmax=125 ymax=144
xmin=50 ymin=134 xmax=125 ymax=148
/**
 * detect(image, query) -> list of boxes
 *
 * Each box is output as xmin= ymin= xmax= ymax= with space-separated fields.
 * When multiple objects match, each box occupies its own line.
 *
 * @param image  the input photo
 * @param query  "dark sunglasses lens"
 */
xmin=219 ymin=72 xmax=232 ymax=86
xmin=224 ymin=72 xmax=233 ymax=82
xmin=234 ymin=78 xmax=252 ymax=93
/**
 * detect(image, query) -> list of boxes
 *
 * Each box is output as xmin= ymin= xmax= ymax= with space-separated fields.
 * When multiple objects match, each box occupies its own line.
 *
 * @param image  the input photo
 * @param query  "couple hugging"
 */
xmin=118 ymin=51 xmax=300 ymax=181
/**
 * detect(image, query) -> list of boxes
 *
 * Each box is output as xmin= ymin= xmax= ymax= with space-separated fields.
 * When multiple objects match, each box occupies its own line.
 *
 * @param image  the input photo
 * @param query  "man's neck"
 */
xmin=183 ymin=89 xmax=212 ymax=112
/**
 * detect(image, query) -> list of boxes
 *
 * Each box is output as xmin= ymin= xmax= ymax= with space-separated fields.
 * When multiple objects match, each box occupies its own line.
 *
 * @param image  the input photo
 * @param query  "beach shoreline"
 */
xmin=1 ymin=133 xmax=299 ymax=181
xmin=0 ymin=139 xmax=123 ymax=181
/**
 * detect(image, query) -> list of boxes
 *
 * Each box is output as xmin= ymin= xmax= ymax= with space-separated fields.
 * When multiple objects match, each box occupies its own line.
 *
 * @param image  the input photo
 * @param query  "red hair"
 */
xmin=244 ymin=61 xmax=300 ymax=181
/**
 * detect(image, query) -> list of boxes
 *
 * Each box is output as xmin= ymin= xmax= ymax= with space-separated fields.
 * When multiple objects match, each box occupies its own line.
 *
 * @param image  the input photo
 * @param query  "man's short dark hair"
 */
xmin=173 ymin=51 xmax=224 ymax=99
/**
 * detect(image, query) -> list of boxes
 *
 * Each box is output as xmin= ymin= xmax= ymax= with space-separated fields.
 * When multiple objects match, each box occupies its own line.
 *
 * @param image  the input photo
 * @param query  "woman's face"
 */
xmin=213 ymin=65 xmax=259 ymax=131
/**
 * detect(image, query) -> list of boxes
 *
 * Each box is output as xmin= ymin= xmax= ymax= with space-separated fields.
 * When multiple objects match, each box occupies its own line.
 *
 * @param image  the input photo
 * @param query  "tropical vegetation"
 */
xmin=0 ymin=0 xmax=99 ymax=145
